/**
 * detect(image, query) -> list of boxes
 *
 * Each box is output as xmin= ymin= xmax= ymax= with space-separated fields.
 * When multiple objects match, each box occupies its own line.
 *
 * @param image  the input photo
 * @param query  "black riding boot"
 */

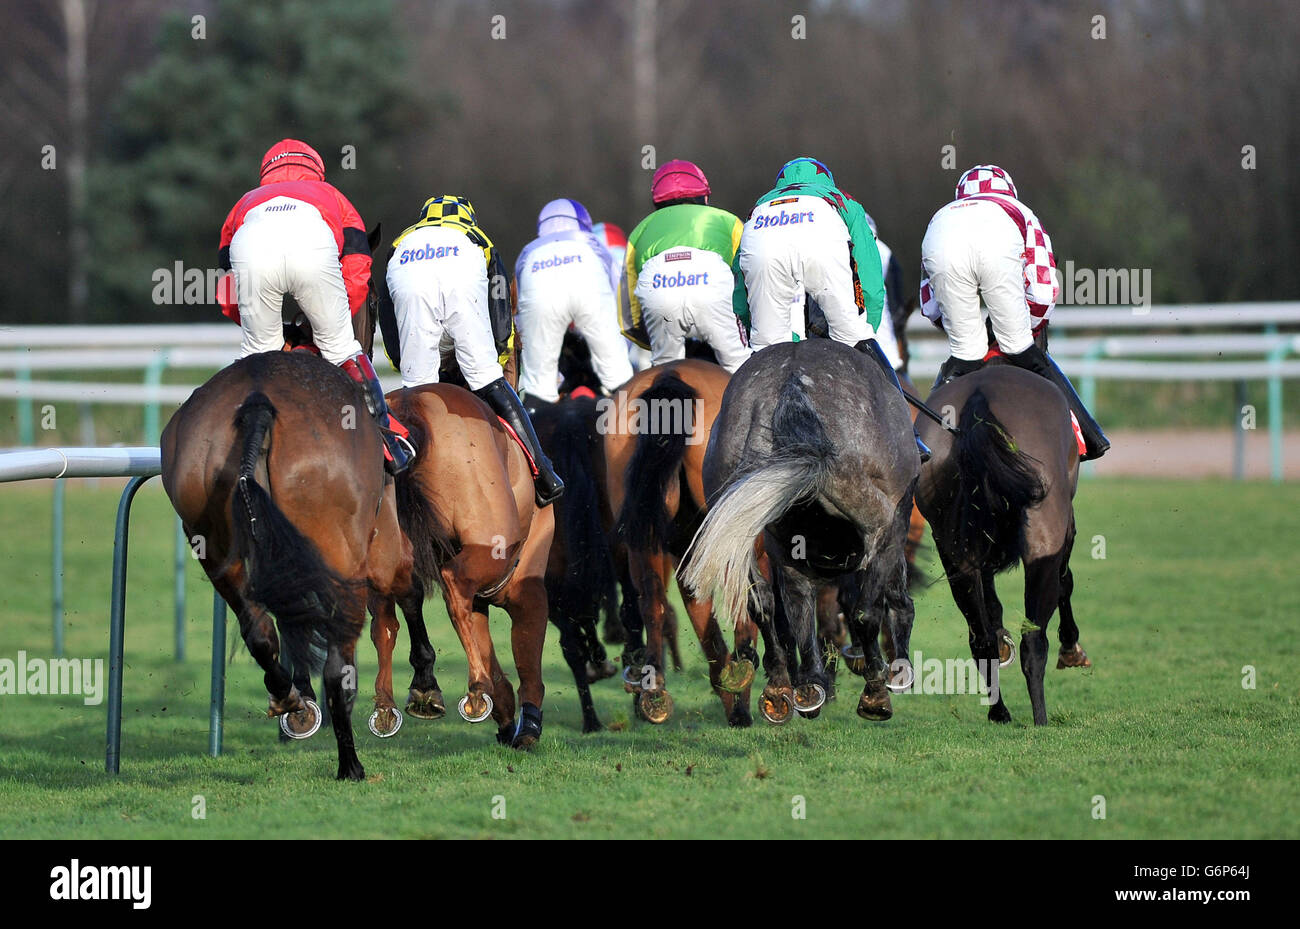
xmin=1004 ymin=344 xmax=1111 ymax=461
xmin=340 ymin=352 xmax=414 ymax=475
xmin=855 ymin=338 xmax=931 ymax=463
xmin=474 ymin=378 xmax=565 ymax=506
xmin=934 ymin=355 xmax=985 ymax=388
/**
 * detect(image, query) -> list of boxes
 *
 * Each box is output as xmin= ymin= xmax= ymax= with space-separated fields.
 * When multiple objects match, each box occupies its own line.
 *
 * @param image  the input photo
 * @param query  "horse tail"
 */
xmin=552 ymin=399 xmax=618 ymax=631
xmin=390 ymin=395 xmax=457 ymax=589
xmin=615 ymin=372 xmax=698 ymax=553
xmin=681 ymin=375 xmax=834 ymax=629
xmin=228 ymin=392 xmax=360 ymax=640
xmin=951 ymin=388 xmax=1047 ymax=573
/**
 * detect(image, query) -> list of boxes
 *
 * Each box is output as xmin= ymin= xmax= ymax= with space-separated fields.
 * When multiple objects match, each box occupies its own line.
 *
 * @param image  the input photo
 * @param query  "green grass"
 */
xmin=0 ymin=478 xmax=1296 ymax=839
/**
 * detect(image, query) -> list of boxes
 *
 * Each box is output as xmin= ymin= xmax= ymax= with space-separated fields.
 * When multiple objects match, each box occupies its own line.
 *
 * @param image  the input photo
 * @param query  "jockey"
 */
xmin=595 ymin=221 xmax=652 ymax=371
xmin=862 ymin=211 xmax=905 ymax=371
xmin=514 ymin=199 xmax=634 ymax=402
xmin=383 ymin=194 xmax=564 ymax=506
xmin=621 ymin=160 xmax=752 ymax=373
xmin=217 ymin=138 xmax=412 ymax=474
xmin=920 ymin=164 xmax=1110 ymax=460
xmin=733 ymin=156 xmax=930 ymax=461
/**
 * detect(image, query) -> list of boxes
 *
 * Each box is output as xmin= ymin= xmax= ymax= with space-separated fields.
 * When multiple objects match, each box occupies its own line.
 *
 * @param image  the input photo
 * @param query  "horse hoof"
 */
xmin=728 ymin=704 xmax=753 ymax=728
xmin=368 ymin=706 xmax=403 ymax=738
xmin=1057 ymin=643 xmax=1092 ymax=669
xmin=887 ymin=660 xmax=915 ymax=693
xmin=856 ymin=688 xmax=893 ymax=721
xmin=999 ymin=632 xmax=1016 ymax=668
xmin=457 ymin=692 xmax=494 ymax=723
xmin=637 ymin=688 xmax=674 ymax=724
xmin=279 ymin=699 xmax=322 ymax=740
xmin=840 ymin=644 xmax=867 ymax=676
xmin=622 ymin=665 xmax=643 ymax=694
xmin=759 ymin=691 xmax=795 ymax=725
xmin=793 ymin=683 xmax=827 ymax=714
xmin=405 ymin=688 xmax=446 ymax=720
xmin=511 ymin=703 xmax=543 ymax=749
xmin=587 ymin=659 xmax=618 ymax=683
xmin=719 ymin=658 xmax=755 ymax=694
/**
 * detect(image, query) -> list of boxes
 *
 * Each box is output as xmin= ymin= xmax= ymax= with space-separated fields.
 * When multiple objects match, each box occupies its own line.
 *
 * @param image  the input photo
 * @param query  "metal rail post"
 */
xmin=52 ymin=479 xmax=65 ymax=656
xmin=174 ymin=517 xmax=186 ymax=662
xmin=105 ymin=474 xmax=154 ymax=774
xmin=209 ymin=590 xmax=226 ymax=757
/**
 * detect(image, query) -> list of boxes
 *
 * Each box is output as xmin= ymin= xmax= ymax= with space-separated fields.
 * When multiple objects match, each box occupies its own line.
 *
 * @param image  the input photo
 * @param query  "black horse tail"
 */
xmin=681 ymin=375 xmax=834 ymax=629
xmin=951 ymin=388 xmax=1047 ymax=573
xmin=615 ymin=372 xmax=699 ymax=553
xmin=552 ymin=398 xmax=619 ymax=631
xmin=228 ymin=392 xmax=361 ymax=642
xmin=390 ymin=397 xmax=458 ymax=589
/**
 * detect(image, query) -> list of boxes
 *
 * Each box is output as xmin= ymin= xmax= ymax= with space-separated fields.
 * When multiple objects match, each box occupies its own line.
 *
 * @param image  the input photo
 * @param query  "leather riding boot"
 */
xmin=934 ymin=355 xmax=985 ymax=388
xmin=1004 ymin=344 xmax=1111 ymax=461
xmin=855 ymin=338 xmax=931 ymax=463
xmin=340 ymin=352 xmax=414 ymax=475
xmin=474 ymin=378 xmax=565 ymax=506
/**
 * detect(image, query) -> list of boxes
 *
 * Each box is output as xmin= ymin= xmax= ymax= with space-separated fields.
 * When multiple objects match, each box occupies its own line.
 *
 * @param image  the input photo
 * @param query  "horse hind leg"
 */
xmin=366 ymin=593 xmax=404 ymax=737
xmin=324 ymin=635 xmax=365 ymax=781
xmin=846 ymin=588 xmax=894 ymax=722
xmin=625 ymin=550 xmax=675 ymax=724
xmin=682 ymin=591 xmax=750 ymax=727
xmin=1022 ymin=553 xmax=1063 ymax=726
xmin=555 ymin=612 xmax=603 ymax=733
xmin=781 ymin=568 xmax=829 ymax=719
xmin=938 ymin=551 xmax=1010 ymax=723
xmin=1054 ymin=529 xmax=1091 ymax=669
xmin=400 ymin=580 xmax=445 ymax=719
xmin=213 ymin=573 xmax=309 ymax=723
xmin=440 ymin=575 xmax=496 ymax=726
xmin=503 ymin=575 xmax=547 ymax=750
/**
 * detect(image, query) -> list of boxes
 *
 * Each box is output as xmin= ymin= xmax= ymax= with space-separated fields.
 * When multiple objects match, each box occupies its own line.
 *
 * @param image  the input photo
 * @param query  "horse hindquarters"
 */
xmin=228 ymin=391 xmax=367 ymax=778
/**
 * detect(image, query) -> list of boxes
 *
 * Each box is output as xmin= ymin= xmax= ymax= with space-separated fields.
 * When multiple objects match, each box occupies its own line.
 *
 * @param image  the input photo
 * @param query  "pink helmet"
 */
xmin=955 ymin=164 xmax=1018 ymax=200
xmin=651 ymin=159 xmax=710 ymax=205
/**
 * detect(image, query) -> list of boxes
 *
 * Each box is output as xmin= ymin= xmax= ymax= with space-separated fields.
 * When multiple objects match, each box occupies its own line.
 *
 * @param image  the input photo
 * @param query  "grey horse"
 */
xmin=680 ymin=339 xmax=920 ymax=723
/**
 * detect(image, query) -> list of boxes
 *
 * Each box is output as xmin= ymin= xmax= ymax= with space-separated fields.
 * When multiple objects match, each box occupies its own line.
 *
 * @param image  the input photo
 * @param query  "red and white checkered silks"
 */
xmin=954 ymin=164 xmax=1018 ymax=200
xmin=920 ymin=171 xmax=1058 ymax=331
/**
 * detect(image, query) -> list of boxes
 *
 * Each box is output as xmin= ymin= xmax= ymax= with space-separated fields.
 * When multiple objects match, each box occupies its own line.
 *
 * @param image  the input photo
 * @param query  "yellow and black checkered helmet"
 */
xmin=417 ymin=195 xmax=476 ymax=225
xmin=392 ymin=195 xmax=493 ymax=255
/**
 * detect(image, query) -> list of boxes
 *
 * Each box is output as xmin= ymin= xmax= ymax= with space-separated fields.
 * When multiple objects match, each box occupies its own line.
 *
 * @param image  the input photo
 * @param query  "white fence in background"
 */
xmin=1 ymin=303 xmax=1298 ymax=477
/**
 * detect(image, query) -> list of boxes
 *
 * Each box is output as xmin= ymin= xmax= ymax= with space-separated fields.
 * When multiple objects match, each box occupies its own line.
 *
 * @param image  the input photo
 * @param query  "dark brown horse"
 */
xmin=915 ymin=363 xmax=1091 ymax=726
xmin=606 ymin=359 xmax=758 ymax=727
xmin=367 ymin=383 xmax=554 ymax=748
xmin=531 ymin=393 xmax=620 ymax=733
xmin=160 ymin=263 xmax=412 ymax=779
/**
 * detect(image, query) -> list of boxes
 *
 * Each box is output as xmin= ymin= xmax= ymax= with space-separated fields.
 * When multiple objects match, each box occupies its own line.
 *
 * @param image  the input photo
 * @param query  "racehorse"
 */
xmin=161 ymin=230 xmax=412 ymax=780
xmin=605 ymin=359 xmax=757 ymax=726
xmin=681 ymin=339 xmax=920 ymax=724
xmin=531 ymin=393 xmax=620 ymax=733
xmin=366 ymin=382 xmax=554 ymax=749
xmin=915 ymin=361 xmax=1091 ymax=726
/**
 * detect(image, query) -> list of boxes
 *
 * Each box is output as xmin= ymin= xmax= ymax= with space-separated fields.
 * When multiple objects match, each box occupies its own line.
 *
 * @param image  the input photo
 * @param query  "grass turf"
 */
xmin=0 ymin=477 xmax=1296 ymax=839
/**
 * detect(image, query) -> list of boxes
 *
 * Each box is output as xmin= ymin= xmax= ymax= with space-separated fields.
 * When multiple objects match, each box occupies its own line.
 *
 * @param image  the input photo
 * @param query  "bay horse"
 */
xmin=160 ymin=240 xmax=411 ymax=780
xmin=915 ymin=363 xmax=1091 ymax=726
xmin=681 ymin=339 xmax=919 ymax=724
xmin=605 ymin=359 xmax=757 ymax=727
xmin=366 ymin=383 xmax=554 ymax=749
